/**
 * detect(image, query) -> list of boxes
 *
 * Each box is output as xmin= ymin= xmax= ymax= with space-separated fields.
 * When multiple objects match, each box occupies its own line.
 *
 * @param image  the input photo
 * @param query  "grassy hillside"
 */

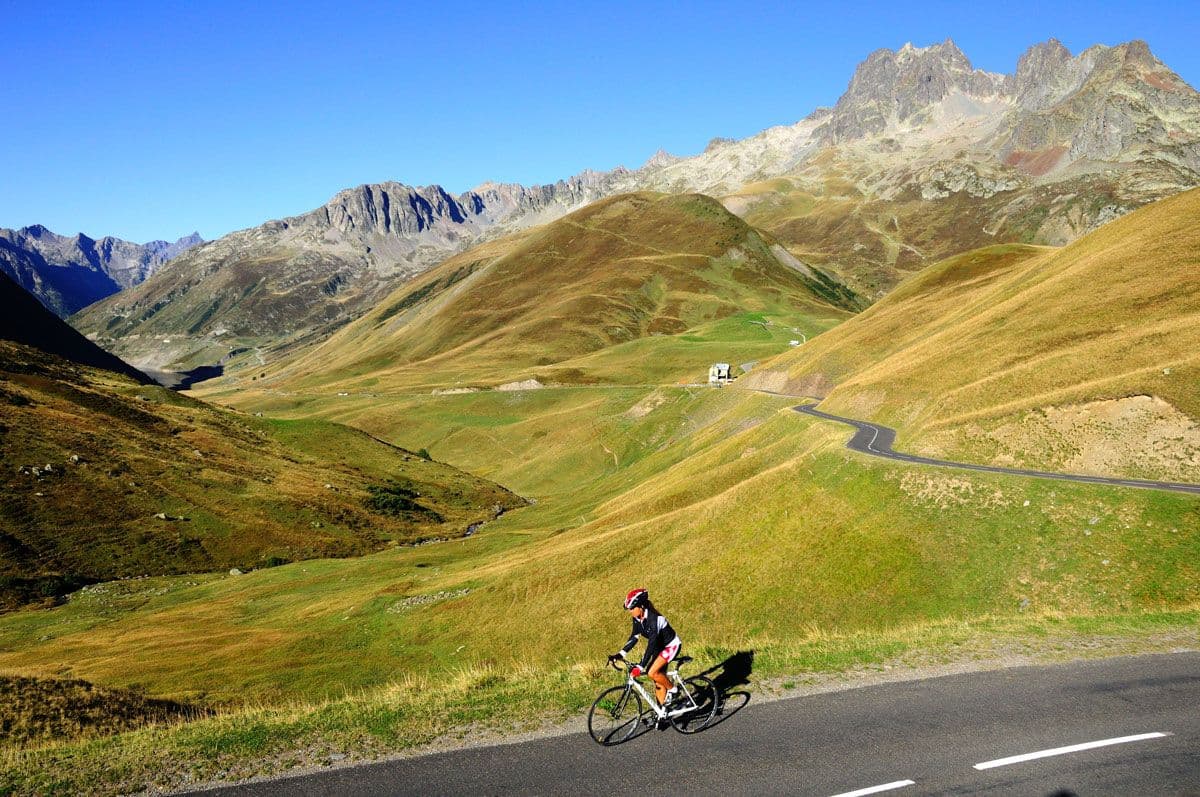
xmin=212 ymin=192 xmax=859 ymax=394
xmin=2 ymin=385 xmax=1195 ymax=702
xmin=745 ymin=189 xmax=1200 ymax=481
xmin=0 ymin=340 xmax=524 ymax=612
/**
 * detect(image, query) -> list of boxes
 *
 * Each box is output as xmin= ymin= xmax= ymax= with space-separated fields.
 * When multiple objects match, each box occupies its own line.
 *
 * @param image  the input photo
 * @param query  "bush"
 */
xmin=364 ymin=483 xmax=443 ymax=521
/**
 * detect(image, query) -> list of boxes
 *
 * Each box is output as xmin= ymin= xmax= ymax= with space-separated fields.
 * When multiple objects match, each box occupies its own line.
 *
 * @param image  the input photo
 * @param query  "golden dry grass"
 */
xmin=745 ymin=189 xmax=1200 ymax=477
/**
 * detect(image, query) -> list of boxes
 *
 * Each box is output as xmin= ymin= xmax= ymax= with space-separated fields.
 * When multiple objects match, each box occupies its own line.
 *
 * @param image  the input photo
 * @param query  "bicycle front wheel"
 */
xmin=588 ymin=685 xmax=646 ymax=745
xmin=670 ymin=675 xmax=719 ymax=734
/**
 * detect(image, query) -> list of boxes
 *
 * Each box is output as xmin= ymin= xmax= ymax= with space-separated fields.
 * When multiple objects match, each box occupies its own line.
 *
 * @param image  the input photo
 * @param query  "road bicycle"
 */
xmin=587 ymin=655 xmax=719 ymax=745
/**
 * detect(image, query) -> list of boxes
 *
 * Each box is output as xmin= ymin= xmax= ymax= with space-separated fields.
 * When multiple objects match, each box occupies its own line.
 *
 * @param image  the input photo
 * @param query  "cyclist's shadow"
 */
xmin=692 ymin=649 xmax=753 ymax=732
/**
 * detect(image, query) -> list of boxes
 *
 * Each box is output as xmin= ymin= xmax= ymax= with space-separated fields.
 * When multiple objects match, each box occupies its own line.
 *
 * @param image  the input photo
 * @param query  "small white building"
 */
xmin=708 ymin=363 xmax=732 ymax=385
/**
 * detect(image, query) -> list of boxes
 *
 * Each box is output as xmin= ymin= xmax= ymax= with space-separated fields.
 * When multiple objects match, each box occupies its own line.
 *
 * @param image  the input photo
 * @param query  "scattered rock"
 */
xmin=496 ymin=379 xmax=543 ymax=392
xmin=229 ymin=568 xmax=243 ymax=576
xmin=388 ymin=589 xmax=470 ymax=613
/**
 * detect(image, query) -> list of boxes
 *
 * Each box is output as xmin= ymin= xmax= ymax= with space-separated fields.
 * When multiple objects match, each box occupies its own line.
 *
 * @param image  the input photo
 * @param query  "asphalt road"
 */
xmin=795 ymin=404 xmax=1200 ymax=496
xmin=197 ymin=652 xmax=1200 ymax=796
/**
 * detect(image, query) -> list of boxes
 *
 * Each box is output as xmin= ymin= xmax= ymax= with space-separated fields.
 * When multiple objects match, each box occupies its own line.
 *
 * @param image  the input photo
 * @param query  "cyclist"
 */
xmin=608 ymin=588 xmax=682 ymax=709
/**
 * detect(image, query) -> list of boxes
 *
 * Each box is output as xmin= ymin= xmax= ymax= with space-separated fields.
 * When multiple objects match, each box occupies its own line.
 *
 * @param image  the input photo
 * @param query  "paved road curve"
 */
xmin=795 ymin=404 xmax=1200 ymax=496
xmin=198 ymin=653 xmax=1200 ymax=796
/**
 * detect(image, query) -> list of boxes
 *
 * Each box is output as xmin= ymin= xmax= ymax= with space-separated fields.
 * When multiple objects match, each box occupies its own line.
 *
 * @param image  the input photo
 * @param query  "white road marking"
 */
xmin=829 ymin=780 xmax=916 ymax=797
xmin=973 ymin=732 xmax=1170 ymax=770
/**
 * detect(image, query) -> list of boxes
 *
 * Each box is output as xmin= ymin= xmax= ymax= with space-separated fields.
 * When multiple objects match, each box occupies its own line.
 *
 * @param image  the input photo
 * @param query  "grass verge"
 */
xmin=1 ymin=607 xmax=1195 ymax=796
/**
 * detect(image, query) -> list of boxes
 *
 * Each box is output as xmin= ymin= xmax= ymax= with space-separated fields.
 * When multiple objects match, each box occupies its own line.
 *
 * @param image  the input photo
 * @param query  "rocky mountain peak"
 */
xmin=818 ymin=39 xmax=1013 ymax=143
xmin=704 ymin=137 xmax=736 ymax=153
xmin=1002 ymin=37 xmax=1200 ymax=174
xmin=643 ymin=148 xmax=680 ymax=169
xmin=0 ymin=225 xmax=204 ymax=318
xmin=1015 ymin=38 xmax=1088 ymax=110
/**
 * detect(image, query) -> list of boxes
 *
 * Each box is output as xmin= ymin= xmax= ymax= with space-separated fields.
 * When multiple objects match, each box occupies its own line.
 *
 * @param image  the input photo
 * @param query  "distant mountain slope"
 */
xmin=0 ymin=226 xmax=201 ymax=317
xmin=0 ymin=270 xmax=151 ymax=384
xmin=75 ymin=38 xmax=1200 ymax=374
xmin=256 ymin=192 xmax=860 ymax=391
xmin=745 ymin=188 xmax=1200 ymax=481
xmin=72 ymin=179 xmax=621 ymax=374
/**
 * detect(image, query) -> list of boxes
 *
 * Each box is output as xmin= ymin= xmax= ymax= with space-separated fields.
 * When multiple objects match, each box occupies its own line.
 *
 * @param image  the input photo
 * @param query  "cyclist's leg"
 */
xmin=648 ymin=656 xmax=670 ymax=703
xmin=650 ymin=638 xmax=681 ymax=703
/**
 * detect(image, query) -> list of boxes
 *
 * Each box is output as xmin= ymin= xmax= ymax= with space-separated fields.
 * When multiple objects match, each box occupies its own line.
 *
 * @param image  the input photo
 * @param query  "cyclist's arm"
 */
xmin=619 ymin=619 xmax=639 ymax=656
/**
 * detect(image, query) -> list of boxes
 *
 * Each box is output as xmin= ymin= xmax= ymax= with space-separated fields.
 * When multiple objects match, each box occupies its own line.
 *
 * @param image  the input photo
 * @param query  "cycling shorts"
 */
xmin=659 ymin=637 xmax=681 ymax=662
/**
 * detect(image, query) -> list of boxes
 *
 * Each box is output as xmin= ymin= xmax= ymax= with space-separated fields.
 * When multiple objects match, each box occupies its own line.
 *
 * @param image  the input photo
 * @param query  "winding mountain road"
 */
xmin=795 ymin=404 xmax=1200 ymax=496
xmin=195 ymin=653 xmax=1200 ymax=796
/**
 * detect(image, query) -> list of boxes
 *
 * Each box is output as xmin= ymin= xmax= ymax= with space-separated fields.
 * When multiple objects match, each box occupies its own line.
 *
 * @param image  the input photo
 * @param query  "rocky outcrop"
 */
xmin=0 ymin=226 xmax=202 ymax=317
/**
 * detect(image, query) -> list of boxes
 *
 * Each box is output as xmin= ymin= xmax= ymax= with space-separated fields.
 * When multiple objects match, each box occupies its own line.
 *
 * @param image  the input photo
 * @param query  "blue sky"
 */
xmin=3 ymin=0 xmax=1198 ymax=243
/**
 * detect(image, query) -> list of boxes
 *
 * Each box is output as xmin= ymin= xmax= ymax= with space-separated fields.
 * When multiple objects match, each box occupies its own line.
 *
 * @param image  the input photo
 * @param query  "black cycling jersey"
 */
xmin=621 ymin=607 xmax=679 ymax=669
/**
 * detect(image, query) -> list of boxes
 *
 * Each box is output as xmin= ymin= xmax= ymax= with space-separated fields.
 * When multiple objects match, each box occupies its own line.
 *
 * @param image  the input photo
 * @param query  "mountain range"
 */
xmin=69 ymin=37 xmax=1200 ymax=376
xmin=0 ymin=226 xmax=202 ymax=318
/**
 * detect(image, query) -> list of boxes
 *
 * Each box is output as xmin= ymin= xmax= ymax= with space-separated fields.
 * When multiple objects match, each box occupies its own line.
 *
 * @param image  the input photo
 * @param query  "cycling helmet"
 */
xmin=623 ymin=588 xmax=649 ymax=610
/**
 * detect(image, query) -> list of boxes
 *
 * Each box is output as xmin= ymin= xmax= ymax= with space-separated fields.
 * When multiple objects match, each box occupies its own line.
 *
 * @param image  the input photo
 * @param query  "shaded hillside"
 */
xmin=252 ymin=192 xmax=860 ymax=392
xmin=745 ymin=189 xmax=1200 ymax=480
xmin=0 ymin=674 xmax=207 ymax=747
xmin=0 ymin=339 xmax=524 ymax=612
xmin=0 ymin=270 xmax=151 ymax=384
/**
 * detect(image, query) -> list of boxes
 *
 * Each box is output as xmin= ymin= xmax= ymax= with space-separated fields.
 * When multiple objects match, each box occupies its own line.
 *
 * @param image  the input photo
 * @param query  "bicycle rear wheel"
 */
xmin=588 ymin=685 xmax=646 ymax=745
xmin=669 ymin=675 xmax=719 ymax=734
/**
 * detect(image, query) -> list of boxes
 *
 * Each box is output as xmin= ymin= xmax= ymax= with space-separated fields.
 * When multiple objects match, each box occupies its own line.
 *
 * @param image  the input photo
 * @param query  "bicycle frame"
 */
xmin=619 ymin=663 xmax=701 ymax=719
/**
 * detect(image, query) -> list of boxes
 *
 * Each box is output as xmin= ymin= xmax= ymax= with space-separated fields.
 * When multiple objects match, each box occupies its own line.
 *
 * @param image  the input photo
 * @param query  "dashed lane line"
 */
xmin=829 ymin=780 xmax=916 ymax=797
xmin=973 ymin=732 xmax=1171 ymax=770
